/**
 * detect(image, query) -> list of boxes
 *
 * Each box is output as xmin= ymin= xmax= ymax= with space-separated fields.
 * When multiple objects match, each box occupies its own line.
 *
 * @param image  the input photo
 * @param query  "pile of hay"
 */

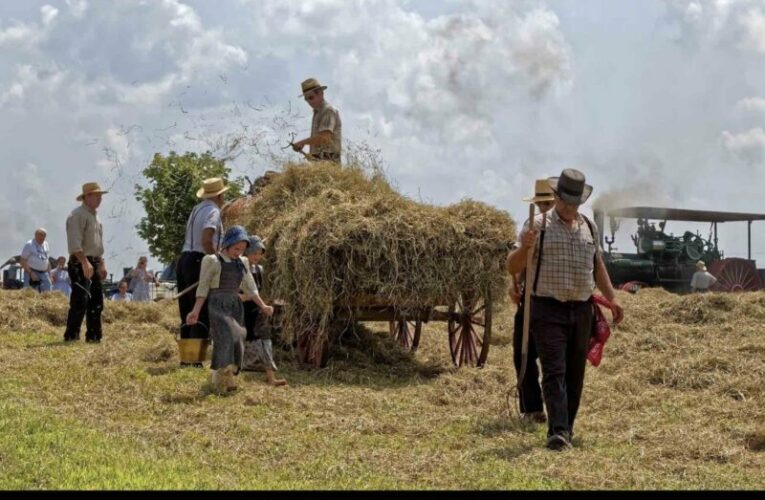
xmin=224 ymin=162 xmax=516 ymax=344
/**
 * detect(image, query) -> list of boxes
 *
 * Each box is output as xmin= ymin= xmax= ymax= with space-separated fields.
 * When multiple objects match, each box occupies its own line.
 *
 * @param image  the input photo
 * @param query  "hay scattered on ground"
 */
xmin=0 ymin=287 xmax=764 ymax=488
xmin=224 ymin=162 xmax=517 ymax=345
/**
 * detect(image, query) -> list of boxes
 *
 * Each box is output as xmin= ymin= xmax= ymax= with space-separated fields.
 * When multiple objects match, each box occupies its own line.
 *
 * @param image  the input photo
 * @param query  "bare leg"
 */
xmin=265 ymin=368 xmax=288 ymax=387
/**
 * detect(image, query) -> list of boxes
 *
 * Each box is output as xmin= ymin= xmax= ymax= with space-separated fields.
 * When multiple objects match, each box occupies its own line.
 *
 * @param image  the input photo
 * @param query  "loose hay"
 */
xmin=224 ymin=161 xmax=517 ymax=350
xmin=1 ymin=286 xmax=765 ymax=488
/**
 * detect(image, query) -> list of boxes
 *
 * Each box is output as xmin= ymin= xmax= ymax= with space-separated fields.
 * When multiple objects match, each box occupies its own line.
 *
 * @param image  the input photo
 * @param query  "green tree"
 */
xmin=134 ymin=151 xmax=243 ymax=265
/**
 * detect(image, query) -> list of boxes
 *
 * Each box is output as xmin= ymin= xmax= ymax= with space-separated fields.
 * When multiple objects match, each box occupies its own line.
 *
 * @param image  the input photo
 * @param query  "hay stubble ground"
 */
xmin=0 ymin=288 xmax=764 ymax=489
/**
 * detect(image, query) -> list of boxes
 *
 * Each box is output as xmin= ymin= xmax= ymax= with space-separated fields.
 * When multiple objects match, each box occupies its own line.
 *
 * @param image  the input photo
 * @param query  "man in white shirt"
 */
xmin=176 ymin=178 xmax=228 ymax=362
xmin=690 ymin=261 xmax=717 ymax=292
xmin=20 ymin=228 xmax=52 ymax=292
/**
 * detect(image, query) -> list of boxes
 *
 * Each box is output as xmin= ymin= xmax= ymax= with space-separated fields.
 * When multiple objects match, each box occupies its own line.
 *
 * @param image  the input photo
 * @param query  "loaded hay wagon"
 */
xmin=224 ymin=163 xmax=516 ymax=369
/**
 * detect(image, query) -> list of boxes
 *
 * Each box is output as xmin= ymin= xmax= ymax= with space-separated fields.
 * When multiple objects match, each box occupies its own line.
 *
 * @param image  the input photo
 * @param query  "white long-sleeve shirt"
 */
xmin=195 ymin=253 xmax=259 ymax=298
xmin=690 ymin=271 xmax=717 ymax=291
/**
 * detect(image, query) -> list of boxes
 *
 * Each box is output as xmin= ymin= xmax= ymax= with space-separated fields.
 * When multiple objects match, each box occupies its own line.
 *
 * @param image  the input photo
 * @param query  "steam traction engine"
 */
xmin=593 ymin=206 xmax=765 ymax=293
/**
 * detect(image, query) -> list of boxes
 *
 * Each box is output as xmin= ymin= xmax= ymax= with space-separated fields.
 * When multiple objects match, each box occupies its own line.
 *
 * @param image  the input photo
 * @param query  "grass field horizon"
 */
xmin=1 ymin=287 xmax=763 ymax=490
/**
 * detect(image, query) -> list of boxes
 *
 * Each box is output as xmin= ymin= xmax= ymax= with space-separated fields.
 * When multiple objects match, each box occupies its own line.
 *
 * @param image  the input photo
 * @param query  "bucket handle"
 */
xmin=177 ymin=322 xmax=209 ymax=341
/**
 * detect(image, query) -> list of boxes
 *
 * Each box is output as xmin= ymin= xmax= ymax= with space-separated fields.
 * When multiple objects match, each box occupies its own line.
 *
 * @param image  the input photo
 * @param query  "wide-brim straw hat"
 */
xmin=299 ymin=77 xmax=328 ymax=97
xmin=696 ymin=261 xmax=707 ymax=271
xmin=547 ymin=168 xmax=593 ymax=206
xmin=197 ymin=177 xmax=230 ymax=199
xmin=76 ymin=182 xmax=109 ymax=201
xmin=522 ymin=178 xmax=556 ymax=203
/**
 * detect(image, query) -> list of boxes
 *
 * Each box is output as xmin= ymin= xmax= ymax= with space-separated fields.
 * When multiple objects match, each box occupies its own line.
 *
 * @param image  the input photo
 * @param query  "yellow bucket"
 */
xmin=176 ymin=338 xmax=210 ymax=363
xmin=177 ymin=323 xmax=210 ymax=363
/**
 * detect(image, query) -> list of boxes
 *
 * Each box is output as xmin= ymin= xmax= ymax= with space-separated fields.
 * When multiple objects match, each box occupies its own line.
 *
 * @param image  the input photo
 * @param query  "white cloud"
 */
xmin=741 ymin=7 xmax=765 ymax=53
xmin=242 ymin=0 xmax=572 ymax=145
xmin=66 ymin=0 xmax=88 ymax=19
xmin=737 ymin=96 xmax=765 ymax=111
xmin=722 ymin=127 xmax=765 ymax=163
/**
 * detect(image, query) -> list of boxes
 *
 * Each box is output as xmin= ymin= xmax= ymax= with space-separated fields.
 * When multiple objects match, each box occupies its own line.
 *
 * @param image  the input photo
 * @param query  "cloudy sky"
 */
xmin=1 ymin=0 xmax=764 ymax=277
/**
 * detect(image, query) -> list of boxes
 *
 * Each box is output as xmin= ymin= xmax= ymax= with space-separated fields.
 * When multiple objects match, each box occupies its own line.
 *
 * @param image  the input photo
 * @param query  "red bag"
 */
xmin=588 ymin=294 xmax=612 ymax=367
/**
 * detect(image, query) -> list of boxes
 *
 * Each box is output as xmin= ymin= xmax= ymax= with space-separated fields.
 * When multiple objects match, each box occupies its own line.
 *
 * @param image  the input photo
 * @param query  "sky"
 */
xmin=1 ymin=0 xmax=764 ymax=277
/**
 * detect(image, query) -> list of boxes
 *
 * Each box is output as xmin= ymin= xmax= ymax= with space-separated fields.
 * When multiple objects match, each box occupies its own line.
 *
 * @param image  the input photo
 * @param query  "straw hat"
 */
xmin=299 ymin=77 xmax=327 ymax=97
xmin=696 ymin=261 xmax=707 ymax=271
xmin=547 ymin=169 xmax=593 ymax=206
xmin=522 ymin=178 xmax=556 ymax=203
xmin=197 ymin=177 xmax=229 ymax=199
xmin=76 ymin=182 xmax=109 ymax=201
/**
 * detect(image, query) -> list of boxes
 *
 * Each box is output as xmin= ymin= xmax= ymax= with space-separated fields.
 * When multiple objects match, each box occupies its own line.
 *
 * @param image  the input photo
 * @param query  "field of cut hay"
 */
xmin=0 ymin=287 xmax=764 ymax=490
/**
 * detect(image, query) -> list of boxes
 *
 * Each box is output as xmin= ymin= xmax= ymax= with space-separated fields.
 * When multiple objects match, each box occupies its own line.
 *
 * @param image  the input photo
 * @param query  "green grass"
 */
xmin=0 ymin=288 xmax=764 ymax=490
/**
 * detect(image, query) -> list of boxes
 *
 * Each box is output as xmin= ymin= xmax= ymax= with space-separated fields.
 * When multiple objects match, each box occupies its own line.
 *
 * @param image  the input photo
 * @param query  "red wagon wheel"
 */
xmin=388 ymin=319 xmax=423 ymax=352
xmin=296 ymin=329 xmax=330 ymax=369
xmin=448 ymin=294 xmax=492 ymax=368
xmin=709 ymin=258 xmax=764 ymax=292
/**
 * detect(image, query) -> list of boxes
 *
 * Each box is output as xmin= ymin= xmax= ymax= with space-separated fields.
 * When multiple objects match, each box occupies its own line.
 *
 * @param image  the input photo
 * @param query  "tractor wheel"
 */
xmin=708 ymin=258 xmax=764 ymax=292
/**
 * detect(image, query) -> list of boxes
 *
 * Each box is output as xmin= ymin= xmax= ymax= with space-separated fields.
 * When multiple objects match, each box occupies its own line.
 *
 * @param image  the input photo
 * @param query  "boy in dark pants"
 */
xmin=176 ymin=178 xmax=228 ymax=366
xmin=509 ymin=178 xmax=556 ymax=423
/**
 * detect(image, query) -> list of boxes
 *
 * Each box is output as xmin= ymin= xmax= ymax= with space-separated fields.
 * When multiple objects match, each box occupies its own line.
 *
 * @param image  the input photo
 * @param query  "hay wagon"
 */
xmin=226 ymin=164 xmax=515 ymax=370
xmin=290 ymin=290 xmax=494 ymax=369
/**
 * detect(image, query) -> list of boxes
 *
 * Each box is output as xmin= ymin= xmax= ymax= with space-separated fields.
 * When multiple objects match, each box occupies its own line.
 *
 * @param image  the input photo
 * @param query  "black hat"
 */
xmin=547 ymin=168 xmax=593 ymax=205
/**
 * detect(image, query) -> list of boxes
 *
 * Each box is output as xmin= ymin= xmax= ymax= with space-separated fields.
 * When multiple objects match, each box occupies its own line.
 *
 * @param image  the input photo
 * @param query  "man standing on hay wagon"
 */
xmin=176 ymin=178 xmax=228 ymax=367
xmin=63 ymin=182 xmax=108 ymax=343
xmin=291 ymin=78 xmax=342 ymax=164
xmin=508 ymin=168 xmax=624 ymax=451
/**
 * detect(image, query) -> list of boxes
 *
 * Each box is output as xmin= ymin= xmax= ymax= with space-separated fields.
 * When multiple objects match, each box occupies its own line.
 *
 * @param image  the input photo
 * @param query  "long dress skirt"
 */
xmin=208 ymin=292 xmax=245 ymax=371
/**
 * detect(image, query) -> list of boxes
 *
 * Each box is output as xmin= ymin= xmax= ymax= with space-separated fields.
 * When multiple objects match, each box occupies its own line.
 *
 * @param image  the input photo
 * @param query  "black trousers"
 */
xmin=513 ymin=304 xmax=544 ymax=414
xmin=176 ymin=251 xmax=209 ymax=339
xmin=64 ymin=256 xmax=104 ymax=341
xmin=243 ymin=301 xmax=260 ymax=341
xmin=531 ymin=296 xmax=593 ymax=438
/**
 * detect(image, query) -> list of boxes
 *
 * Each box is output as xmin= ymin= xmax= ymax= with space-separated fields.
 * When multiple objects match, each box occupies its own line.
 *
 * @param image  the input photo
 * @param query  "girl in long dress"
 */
xmin=242 ymin=236 xmax=287 ymax=387
xmin=186 ymin=226 xmax=274 ymax=393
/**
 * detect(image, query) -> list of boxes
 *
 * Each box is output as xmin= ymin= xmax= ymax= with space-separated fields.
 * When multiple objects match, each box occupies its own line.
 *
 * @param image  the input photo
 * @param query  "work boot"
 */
xmin=546 ymin=432 xmax=572 ymax=451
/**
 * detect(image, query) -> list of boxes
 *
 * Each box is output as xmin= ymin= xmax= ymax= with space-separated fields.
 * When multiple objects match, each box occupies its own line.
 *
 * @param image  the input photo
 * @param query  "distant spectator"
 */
xmin=128 ymin=256 xmax=156 ymax=302
xmin=111 ymin=280 xmax=133 ymax=302
xmin=21 ymin=228 xmax=52 ymax=292
xmin=51 ymin=256 xmax=71 ymax=297
xmin=690 ymin=261 xmax=717 ymax=293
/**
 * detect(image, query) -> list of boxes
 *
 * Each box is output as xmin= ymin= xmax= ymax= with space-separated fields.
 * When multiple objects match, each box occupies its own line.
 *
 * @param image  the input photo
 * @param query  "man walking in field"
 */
xmin=292 ymin=78 xmax=342 ymax=163
xmin=63 ymin=182 xmax=108 ymax=343
xmin=508 ymin=169 xmax=624 ymax=450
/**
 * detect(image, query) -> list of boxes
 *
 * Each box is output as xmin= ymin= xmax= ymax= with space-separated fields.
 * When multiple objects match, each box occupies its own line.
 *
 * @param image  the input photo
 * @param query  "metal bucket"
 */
xmin=177 ymin=323 xmax=210 ymax=364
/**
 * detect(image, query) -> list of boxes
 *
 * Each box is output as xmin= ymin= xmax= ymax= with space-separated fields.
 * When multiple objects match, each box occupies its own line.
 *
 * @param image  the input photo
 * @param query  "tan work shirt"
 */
xmin=310 ymin=101 xmax=342 ymax=159
xmin=520 ymin=209 xmax=601 ymax=302
xmin=66 ymin=204 xmax=104 ymax=257
xmin=196 ymin=253 xmax=259 ymax=299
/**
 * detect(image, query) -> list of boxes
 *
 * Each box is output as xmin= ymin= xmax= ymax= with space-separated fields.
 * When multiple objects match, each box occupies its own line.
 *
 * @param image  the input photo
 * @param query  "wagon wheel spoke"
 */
xmin=411 ymin=320 xmax=423 ymax=352
xmin=389 ymin=319 xmax=414 ymax=349
xmin=471 ymin=304 xmax=486 ymax=317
